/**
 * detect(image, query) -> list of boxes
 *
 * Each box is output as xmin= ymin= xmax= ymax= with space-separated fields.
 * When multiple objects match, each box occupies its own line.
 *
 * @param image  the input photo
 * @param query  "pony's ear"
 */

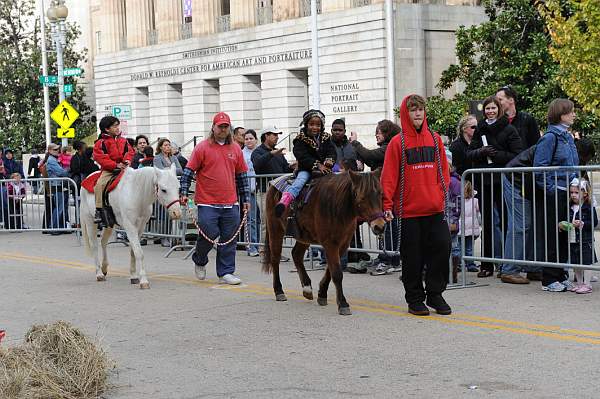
xmin=371 ymin=167 xmax=382 ymax=180
xmin=169 ymin=163 xmax=177 ymax=176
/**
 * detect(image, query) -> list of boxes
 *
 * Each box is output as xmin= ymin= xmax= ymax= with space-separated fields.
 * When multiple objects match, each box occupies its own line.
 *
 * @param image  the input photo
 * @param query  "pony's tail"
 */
xmin=81 ymin=216 xmax=95 ymax=257
xmin=261 ymin=221 xmax=272 ymax=274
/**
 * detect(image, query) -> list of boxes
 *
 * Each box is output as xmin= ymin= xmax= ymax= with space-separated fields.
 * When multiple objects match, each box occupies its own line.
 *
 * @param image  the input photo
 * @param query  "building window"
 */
xmin=221 ymin=0 xmax=230 ymax=16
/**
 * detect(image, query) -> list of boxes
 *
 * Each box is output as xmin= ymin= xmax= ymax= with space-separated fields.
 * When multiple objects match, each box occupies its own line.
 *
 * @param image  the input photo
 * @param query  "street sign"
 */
xmin=111 ymin=105 xmax=132 ymax=120
xmin=50 ymin=100 xmax=79 ymax=129
xmin=64 ymin=68 xmax=82 ymax=77
xmin=64 ymin=84 xmax=73 ymax=93
xmin=57 ymin=127 xmax=75 ymax=138
xmin=39 ymin=75 xmax=58 ymax=86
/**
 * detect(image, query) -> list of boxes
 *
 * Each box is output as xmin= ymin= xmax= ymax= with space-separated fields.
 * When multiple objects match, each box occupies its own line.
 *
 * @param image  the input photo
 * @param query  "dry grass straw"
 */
xmin=0 ymin=321 xmax=114 ymax=399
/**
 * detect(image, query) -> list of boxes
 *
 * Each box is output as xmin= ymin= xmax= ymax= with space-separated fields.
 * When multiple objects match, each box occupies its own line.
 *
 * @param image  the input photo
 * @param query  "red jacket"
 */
xmin=381 ymin=95 xmax=450 ymax=218
xmin=93 ymin=133 xmax=135 ymax=172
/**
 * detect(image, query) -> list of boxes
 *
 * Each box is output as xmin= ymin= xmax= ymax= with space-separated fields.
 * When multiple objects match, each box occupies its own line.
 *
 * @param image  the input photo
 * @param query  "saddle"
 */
xmin=270 ymin=174 xmax=322 ymax=238
xmin=81 ymin=170 xmax=125 ymax=194
xmin=270 ymin=174 xmax=317 ymax=210
xmin=81 ymin=169 xmax=126 ymax=228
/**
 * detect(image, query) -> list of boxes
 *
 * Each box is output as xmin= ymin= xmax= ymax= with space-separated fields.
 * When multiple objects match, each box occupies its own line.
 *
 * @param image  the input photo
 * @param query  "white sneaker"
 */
xmin=194 ymin=265 xmax=206 ymax=280
xmin=219 ymin=274 xmax=241 ymax=285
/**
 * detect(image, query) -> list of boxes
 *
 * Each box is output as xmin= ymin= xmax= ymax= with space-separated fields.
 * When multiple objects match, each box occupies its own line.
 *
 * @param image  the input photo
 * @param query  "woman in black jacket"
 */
xmin=349 ymin=119 xmax=400 ymax=170
xmin=450 ymin=114 xmax=478 ymax=176
xmin=467 ymin=96 xmax=525 ymax=277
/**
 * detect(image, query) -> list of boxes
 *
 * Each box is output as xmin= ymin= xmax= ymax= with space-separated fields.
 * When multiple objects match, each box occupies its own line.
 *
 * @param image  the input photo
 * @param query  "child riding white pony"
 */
xmin=80 ymin=164 xmax=182 ymax=288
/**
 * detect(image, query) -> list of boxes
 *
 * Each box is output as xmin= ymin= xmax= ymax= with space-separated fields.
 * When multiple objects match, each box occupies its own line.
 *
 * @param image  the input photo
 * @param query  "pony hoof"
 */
xmin=275 ymin=294 xmax=287 ymax=301
xmin=96 ymin=275 xmax=106 ymax=282
xmin=317 ymin=297 xmax=328 ymax=306
xmin=338 ymin=307 xmax=352 ymax=316
xmin=140 ymin=282 xmax=150 ymax=289
xmin=303 ymin=287 xmax=313 ymax=300
xmin=130 ymin=278 xmax=140 ymax=285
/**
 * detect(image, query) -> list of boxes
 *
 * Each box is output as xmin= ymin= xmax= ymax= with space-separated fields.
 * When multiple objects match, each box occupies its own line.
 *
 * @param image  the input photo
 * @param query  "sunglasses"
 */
xmin=468 ymin=125 xmax=477 ymax=129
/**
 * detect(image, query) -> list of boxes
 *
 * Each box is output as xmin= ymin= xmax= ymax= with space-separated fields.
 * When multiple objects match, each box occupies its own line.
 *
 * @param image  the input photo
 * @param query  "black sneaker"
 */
xmin=408 ymin=302 xmax=430 ymax=316
xmin=426 ymin=295 xmax=452 ymax=315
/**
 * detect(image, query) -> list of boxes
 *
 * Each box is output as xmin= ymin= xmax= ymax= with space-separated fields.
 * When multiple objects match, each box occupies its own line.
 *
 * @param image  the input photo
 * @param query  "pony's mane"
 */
xmin=314 ymin=172 xmax=378 ymax=221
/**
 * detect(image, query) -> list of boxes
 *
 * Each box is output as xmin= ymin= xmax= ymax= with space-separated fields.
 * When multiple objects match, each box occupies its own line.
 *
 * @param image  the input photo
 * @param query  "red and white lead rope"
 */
xmin=187 ymin=203 xmax=249 ymax=246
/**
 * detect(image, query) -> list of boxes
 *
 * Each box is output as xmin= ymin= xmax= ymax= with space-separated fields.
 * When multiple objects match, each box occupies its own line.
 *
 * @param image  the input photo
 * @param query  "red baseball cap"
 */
xmin=213 ymin=112 xmax=231 ymax=126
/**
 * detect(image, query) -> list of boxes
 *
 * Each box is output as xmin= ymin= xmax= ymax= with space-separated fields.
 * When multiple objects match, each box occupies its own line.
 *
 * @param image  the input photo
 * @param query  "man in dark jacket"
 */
xmin=251 ymin=126 xmax=293 ymax=191
xmin=251 ymin=125 xmax=294 ymax=252
xmin=496 ymin=86 xmax=540 ymax=148
xmin=330 ymin=119 xmax=357 ymax=171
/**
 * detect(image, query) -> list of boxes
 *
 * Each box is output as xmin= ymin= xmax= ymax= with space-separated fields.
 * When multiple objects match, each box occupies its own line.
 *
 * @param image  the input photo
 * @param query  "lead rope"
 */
xmin=379 ymin=133 xmax=405 ymax=260
xmin=432 ymin=131 xmax=449 ymax=221
xmin=187 ymin=202 xmax=249 ymax=246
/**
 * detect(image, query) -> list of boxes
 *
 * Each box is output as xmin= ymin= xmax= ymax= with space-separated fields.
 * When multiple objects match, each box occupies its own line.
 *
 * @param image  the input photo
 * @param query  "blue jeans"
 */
xmin=287 ymin=171 xmax=311 ymax=198
xmin=0 ymin=186 xmax=8 ymax=228
xmin=451 ymin=233 xmax=461 ymax=257
xmin=50 ymin=188 xmax=65 ymax=229
xmin=459 ymin=235 xmax=476 ymax=269
xmin=246 ymin=193 xmax=260 ymax=253
xmin=192 ymin=205 xmax=240 ymax=277
xmin=501 ymin=176 xmax=540 ymax=275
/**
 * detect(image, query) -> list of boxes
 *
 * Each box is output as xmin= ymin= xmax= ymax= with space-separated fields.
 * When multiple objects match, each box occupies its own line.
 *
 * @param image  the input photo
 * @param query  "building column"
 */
xmin=321 ymin=0 xmax=353 ymax=13
xmin=191 ymin=0 xmax=220 ymax=36
xmin=220 ymin=75 xmax=262 ymax=131
xmin=261 ymin=70 xmax=308 ymax=137
xmin=100 ymin=0 xmax=122 ymax=53
xmin=231 ymin=0 xmax=256 ymax=29
xmin=148 ymin=84 xmax=185 ymax=144
xmin=126 ymin=0 xmax=152 ymax=48
xmin=156 ymin=0 xmax=183 ymax=43
xmin=128 ymin=87 xmax=150 ymax=138
xmin=182 ymin=80 xmax=220 ymax=145
xmin=273 ymin=0 xmax=301 ymax=22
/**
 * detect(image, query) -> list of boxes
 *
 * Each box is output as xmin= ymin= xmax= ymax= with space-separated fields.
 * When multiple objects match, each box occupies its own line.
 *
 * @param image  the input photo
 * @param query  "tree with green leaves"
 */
xmin=423 ymin=0 xmax=598 ymax=142
xmin=538 ymin=0 xmax=600 ymax=117
xmin=0 ymin=0 xmax=94 ymax=156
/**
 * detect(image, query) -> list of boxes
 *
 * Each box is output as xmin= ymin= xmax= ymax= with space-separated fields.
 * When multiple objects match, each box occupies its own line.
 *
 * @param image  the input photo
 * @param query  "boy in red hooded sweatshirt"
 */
xmin=381 ymin=94 xmax=451 ymax=316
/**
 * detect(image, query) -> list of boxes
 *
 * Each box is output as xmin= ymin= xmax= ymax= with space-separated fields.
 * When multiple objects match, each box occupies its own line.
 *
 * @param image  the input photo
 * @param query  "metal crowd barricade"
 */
xmin=460 ymin=165 xmax=600 ymax=288
xmin=0 ymin=177 xmax=80 ymax=241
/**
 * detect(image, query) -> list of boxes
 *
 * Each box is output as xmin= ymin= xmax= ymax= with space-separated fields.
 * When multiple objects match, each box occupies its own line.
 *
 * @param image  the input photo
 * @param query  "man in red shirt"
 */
xmin=92 ymin=116 xmax=134 ymax=227
xmin=180 ymin=112 xmax=250 ymax=285
xmin=380 ymin=94 xmax=452 ymax=316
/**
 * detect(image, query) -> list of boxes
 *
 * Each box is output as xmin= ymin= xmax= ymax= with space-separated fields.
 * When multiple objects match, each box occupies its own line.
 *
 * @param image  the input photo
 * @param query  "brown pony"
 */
xmin=263 ymin=170 xmax=386 ymax=315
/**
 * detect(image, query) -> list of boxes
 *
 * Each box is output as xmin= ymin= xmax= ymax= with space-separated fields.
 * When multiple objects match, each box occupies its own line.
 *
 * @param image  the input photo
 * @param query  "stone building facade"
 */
xmin=91 ymin=0 xmax=485 ymax=148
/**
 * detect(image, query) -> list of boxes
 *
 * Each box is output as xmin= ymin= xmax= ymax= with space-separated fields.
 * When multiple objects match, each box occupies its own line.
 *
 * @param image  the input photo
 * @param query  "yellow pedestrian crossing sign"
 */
xmin=51 ymin=100 xmax=79 ymax=129
xmin=57 ymin=128 xmax=75 ymax=138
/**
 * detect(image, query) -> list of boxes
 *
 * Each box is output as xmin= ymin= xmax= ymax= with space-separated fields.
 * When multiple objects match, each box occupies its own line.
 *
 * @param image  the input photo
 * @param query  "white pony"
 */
xmin=80 ymin=164 xmax=182 ymax=289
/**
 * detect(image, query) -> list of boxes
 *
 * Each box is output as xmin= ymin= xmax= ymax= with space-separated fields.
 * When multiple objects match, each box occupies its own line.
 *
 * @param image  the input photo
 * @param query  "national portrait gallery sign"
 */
xmin=130 ymin=48 xmax=312 ymax=81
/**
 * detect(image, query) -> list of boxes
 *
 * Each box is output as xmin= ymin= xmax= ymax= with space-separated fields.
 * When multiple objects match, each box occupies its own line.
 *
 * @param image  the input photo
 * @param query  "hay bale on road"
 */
xmin=0 ymin=321 xmax=114 ymax=399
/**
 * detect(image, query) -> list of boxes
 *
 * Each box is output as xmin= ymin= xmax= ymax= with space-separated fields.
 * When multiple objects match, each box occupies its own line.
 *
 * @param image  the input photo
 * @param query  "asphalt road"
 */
xmin=2 ymin=232 xmax=600 ymax=398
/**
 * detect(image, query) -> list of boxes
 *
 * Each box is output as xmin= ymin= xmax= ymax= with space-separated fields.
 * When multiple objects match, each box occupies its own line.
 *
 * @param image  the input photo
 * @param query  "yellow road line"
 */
xmin=2 ymin=252 xmax=600 ymax=345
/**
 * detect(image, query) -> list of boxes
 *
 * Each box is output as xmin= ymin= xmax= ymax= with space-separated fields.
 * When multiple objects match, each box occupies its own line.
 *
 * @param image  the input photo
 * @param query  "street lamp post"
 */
xmin=46 ymin=0 xmax=69 ymax=148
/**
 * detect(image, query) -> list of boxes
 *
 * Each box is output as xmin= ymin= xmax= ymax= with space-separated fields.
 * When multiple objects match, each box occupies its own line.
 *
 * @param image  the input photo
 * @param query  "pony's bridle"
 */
xmin=366 ymin=211 xmax=386 ymax=223
xmin=155 ymin=186 xmax=180 ymax=210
